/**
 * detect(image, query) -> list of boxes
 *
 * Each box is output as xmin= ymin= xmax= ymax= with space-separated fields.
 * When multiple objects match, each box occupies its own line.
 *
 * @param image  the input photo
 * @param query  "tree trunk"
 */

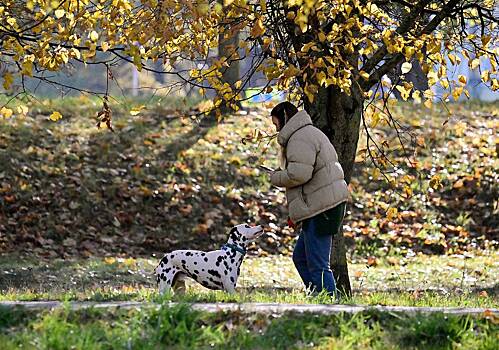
xmin=304 ymin=85 xmax=364 ymax=297
xmin=218 ymin=27 xmax=240 ymax=114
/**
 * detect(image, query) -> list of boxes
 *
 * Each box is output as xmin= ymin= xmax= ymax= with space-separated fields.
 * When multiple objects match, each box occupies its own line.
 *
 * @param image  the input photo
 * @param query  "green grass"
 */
xmin=0 ymin=303 xmax=497 ymax=349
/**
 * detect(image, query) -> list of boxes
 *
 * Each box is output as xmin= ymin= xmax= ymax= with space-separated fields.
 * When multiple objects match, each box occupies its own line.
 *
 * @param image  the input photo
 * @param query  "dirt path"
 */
xmin=1 ymin=301 xmax=497 ymax=316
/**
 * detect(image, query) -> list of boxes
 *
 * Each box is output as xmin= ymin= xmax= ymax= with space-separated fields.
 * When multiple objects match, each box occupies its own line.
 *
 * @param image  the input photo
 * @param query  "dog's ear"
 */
xmin=229 ymin=227 xmax=239 ymax=240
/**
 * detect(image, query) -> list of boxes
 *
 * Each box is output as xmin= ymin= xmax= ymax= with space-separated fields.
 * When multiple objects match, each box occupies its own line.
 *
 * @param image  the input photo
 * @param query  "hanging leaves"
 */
xmin=0 ymin=0 xmax=495 ymax=127
xmin=250 ymin=17 xmax=265 ymax=38
xmin=401 ymin=62 xmax=412 ymax=74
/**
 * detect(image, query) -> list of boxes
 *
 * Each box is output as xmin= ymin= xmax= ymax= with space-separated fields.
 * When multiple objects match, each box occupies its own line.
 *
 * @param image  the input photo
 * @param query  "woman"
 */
xmin=269 ymin=101 xmax=350 ymax=296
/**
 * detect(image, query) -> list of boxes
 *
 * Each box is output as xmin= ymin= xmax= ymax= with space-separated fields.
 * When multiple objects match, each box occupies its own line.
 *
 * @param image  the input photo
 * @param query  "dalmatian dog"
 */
xmin=155 ymin=223 xmax=264 ymax=294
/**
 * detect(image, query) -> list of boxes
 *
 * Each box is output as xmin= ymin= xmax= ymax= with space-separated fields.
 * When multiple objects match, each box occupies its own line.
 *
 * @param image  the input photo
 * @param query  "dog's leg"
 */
xmin=172 ymin=273 xmax=187 ymax=294
xmin=225 ymin=284 xmax=236 ymax=294
xmin=157 ymin=265 xmax=180 ymax=295
xmin=222 ymin=275 xmax=237 ymax=294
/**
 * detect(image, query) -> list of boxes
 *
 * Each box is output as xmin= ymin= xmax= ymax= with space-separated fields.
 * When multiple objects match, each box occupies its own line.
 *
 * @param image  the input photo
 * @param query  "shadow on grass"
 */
xmin=0 ymin=109 xmax=278 ymax=259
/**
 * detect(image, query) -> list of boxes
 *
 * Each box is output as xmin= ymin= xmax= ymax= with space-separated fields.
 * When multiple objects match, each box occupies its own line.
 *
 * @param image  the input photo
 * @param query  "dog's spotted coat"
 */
xmin=156 ymin=224 xmax=263 ymax=294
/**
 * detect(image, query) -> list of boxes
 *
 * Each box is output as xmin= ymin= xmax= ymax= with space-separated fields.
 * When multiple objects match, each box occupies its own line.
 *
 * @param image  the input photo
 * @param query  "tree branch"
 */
xmin=363 ymin=0 xmax=461 ymax=90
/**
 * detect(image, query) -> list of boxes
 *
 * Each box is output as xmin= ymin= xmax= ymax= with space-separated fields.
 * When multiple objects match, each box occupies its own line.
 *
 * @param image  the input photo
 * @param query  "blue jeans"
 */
xmin=292 ymin=203 xmax=346 ymax=296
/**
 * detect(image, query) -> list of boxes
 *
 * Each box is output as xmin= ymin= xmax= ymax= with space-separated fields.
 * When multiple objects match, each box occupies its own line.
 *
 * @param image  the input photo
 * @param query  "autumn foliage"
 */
xmin=0 ymin=0 xmax=497 ymax=118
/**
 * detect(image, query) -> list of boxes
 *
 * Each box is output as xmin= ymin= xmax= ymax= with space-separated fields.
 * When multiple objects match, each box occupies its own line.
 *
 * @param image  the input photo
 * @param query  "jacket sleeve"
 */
xmin=270 ymin=138 xmax=316 ymax=188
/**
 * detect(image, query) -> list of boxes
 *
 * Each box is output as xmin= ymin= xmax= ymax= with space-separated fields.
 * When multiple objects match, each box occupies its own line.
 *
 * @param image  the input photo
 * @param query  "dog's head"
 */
xmin=227 ymin=223 xmax=264 ymax=247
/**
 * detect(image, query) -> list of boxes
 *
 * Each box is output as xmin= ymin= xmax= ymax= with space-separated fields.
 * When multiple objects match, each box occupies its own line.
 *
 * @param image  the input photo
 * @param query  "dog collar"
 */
xmin=221 ymin=243 xmax=246 ymax=255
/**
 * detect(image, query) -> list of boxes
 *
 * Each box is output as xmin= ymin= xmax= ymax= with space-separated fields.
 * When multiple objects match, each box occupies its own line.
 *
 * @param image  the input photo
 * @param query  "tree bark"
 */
xmin=304 ymin=85 xmax=364 ymax=297
xmin=218 ymin=29 xmax=240 ymax=115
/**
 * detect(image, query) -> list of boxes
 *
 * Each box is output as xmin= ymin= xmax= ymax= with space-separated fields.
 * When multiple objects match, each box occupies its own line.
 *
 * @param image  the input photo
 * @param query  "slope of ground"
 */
xmin=0 ymin=98 xmax=497 ymax=260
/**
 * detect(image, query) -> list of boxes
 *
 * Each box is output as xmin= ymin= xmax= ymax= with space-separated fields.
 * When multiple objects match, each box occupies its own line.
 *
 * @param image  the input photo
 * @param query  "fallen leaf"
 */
xmin=353 ymin=270 xmax=363 ymax=278
xmin=49 ymin=111 xmax=62 ymax=121
xmin=367 ymin=256 xmax=377 ymax=267
xmin=179 ymin=204 xmax=193 ymax=216
xmin=104 ymin=257 xmax=116 ymax=265
xmin=195 ymin=223 xmax=209 ymax=235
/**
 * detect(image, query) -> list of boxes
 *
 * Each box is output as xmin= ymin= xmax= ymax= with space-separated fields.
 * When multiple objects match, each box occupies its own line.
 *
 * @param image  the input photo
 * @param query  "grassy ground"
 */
xmin=0 ymin=303 xmax=497 ymax=350
xmin=1 ymin=253 xmax=497 ymax=308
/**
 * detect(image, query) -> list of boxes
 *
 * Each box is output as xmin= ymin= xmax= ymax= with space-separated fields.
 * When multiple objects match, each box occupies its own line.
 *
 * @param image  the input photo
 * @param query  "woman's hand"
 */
xmin=259 ymin=165 xmax=275 ymax=173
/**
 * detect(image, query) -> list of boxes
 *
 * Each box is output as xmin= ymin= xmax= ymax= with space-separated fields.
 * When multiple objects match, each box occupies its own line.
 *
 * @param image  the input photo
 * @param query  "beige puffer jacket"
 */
xmin=270 ymin=110 xmax=350 ymax=223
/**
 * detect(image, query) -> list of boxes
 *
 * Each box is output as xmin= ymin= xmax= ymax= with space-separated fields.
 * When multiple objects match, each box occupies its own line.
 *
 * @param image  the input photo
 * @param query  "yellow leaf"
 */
xmin=458 ymin=75 xmax=467 ymax=85
xmin=263 ymin=37 xmax=272 ymax=49
xmin=427 ymin=70 xmax=438 ymax=87
xmin=359 ymin=71 xmax=370 ymax=80
xmin=401 ymin=62 xmax=412 ymax=74
xmin=101 ymin=42 xmax=109 ymax=52
xmin=71 ymin=48 xmax=81 ymax=60
xmin=120 ymin=257 xmax=136 ymax=268
xmin=130 ymin=105 xmax=145 ymax=115
xmin=104 ymin=257 xmax=116 ymax=265
xmin=234 ymin=80 xmax=242 ymax=89
xmin=7 ymin=17 xmax=16 ymax=27
xmin=283 ymin=65 xmax=300 ymax=78
xmin=250 ymin=18 xmax=265 ymax=38
xmin=481 ymin=70 xmax=490 ymax=83
xmin=3 ymin=73 xmax=14 ymax=90
xmin=481 ymin=35 xmax=491 ymax=47
xmin=229 ymin=156 xmax=242 ymax=166
xmin=301 ymin=42 xmax=316 ymax=53
xmin=424 ymin=98 xmax=432 ymax=109
xmin=370 ymin=111 xmax=380 ymax=128
xmin=395 ymin=84 xmax=412 ymax=101
xmin=412 ymin=90 xmax=422 ymax=104
xmin=198 ymin=1 xmax=209 ymax=14
xmin=304 ymin=83 xmax=318 ymax=103
xmin=386 ymin=207 xmax=398 ymax=220
xmin=448 ymin=53 xmax=457 ymax=65
xmin=440 ymin=79 xmax=449 ymax=89
xmin=318 ymin=32 xmax=326 ymax=42
xmin=89 ymin=30 xmax=99 ymax=42
xmin=491 ymin=78 xmax=499 ymax=91
xmin=452 ymin=86 xmax=463 ymax=101
xmin=49 ymin=111 xmax=62 ymax=121
xmin=17 ymin=105 xmax=28 ymax=115
xmin=404 ymin=46 xmax=415 ymax=60
xmin=1 ymin=107 xmax=13 ymax=118
xmin=429 ymin=175 xmax=442 ymax=189
xmin=213 ymin=2 xmax=222 ymax=13
xmin=316 ymin=71 xmax=327 ymax=86
xmin=54 ymin=9 xmax=65 ymax=18
xmin=469 ymin=58 xmax=480 ymax=70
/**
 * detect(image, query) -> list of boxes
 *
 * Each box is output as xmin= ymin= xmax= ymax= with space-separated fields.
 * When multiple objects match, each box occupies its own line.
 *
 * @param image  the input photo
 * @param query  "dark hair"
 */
xmin=271 ymin=101 xmax=298 ymax=128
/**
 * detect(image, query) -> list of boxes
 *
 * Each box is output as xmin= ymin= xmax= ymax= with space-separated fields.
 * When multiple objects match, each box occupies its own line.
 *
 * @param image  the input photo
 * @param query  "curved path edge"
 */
xmin=1 ymin=301 xmax=497 ymax=316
